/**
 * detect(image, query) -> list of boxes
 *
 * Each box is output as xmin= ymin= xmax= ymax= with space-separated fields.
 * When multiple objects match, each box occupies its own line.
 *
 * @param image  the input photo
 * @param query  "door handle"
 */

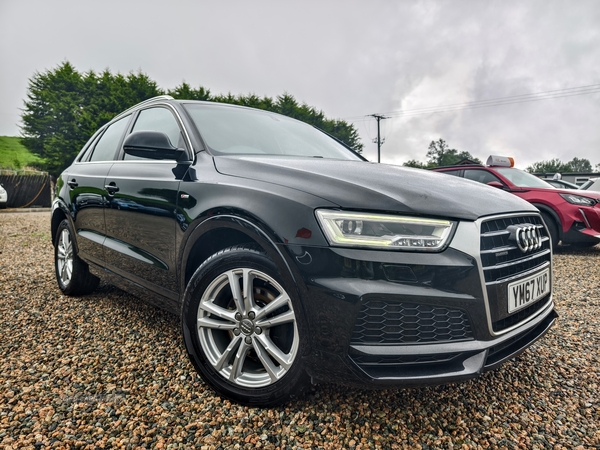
xmin=105 ymin=182 xmax=120 ymax=195
xmin=67 ymin=179 xmax=78 ymax=189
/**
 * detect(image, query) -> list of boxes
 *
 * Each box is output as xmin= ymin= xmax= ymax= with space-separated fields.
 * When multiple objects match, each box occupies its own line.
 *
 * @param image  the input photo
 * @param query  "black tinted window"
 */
xmin=464 ymin=169 xmax=502 ymax=185
xmin=89 ymin=115 xmax=130 ymax=162
xmin=125 ymin=107 xmax=184 ymax=161
xmin=440 ymin=170 xmax=461 ymax=177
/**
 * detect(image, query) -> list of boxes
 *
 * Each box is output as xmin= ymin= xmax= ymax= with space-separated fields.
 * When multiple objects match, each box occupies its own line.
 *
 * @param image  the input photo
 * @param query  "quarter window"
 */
xmin=89 ymin=115 xmax=131 ymax=162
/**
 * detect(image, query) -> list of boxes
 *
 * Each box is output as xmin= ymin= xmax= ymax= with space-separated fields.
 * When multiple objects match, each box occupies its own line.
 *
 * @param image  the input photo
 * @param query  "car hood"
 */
xmin=213 ymin=156 xmax=536 ymax=221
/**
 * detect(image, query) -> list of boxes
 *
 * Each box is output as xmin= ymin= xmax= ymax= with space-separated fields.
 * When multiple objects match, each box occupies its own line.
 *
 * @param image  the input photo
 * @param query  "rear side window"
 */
xmin=89 ymin=115 xmax=131 ymax=162
xmin=440 ymin=169 xmax=461 ymax=177
xmin=464 ymin=169 xmax=502 ymax=185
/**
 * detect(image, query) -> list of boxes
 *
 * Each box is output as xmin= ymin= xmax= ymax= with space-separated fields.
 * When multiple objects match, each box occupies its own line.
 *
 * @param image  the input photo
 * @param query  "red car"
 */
xmin=433 ymin=156 xmax=600 ymax=247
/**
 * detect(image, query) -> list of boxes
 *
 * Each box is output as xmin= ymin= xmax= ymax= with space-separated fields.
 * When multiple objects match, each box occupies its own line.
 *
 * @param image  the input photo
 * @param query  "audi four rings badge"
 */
xmin=508 ymin=224 xmax=543 ymax=253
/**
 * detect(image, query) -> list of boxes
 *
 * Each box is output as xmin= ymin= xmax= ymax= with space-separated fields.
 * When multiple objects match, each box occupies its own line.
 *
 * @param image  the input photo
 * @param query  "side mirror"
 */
xmin=487 ymin=181 xmax=505 ymax=190
xmin=123 ymin=131 xmax=189 ymax=162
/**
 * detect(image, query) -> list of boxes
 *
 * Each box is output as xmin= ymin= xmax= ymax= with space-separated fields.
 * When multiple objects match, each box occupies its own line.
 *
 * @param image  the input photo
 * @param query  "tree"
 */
xmin=21 ymin=62 xmax=363 ymax=176
xmin=403 ymin=159 xmax=429 ymax=169
xmin=403 ymin=139 xmax=481 ymax=169
xmin=168 ymin=82 xmax=210 ymax=101
xmin=21 ymin=62 xmax=162 ymax=176
xmin=183 ymin=89 xmax=364 ymax=153
xmin=526 ymin=157 xmax=593 ymax=173
xmin=566 ymin=157 xmax=592 ymax=173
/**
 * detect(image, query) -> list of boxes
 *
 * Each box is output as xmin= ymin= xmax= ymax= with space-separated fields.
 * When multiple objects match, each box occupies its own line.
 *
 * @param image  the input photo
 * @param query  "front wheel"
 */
xmin=541 ymin=212 xmax=559 ymax=249
xmin=182 ymin=245 xmax=308 ymax=406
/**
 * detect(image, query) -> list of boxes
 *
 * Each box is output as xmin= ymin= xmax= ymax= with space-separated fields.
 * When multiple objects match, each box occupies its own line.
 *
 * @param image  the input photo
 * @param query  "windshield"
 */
xmin=184 ymin=104 xmax=362 ymax=160
xmin=495 ymin=168 xmax=556 ymax=188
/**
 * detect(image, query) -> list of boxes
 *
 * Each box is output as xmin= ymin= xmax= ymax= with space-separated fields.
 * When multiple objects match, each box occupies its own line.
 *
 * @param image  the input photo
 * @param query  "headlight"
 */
xmin=559 ymin=193 xmax=596 ymax=207
xmin=315 ymin=210 xmax=456 ymax=251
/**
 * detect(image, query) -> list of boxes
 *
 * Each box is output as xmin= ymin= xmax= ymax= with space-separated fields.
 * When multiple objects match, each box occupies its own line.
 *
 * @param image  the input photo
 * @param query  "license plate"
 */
xmin=508 ymin=268 xmax=550 ymax=314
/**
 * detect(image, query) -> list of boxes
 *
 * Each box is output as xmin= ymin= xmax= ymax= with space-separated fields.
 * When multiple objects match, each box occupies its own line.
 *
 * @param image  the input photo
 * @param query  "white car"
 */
xmin=0 ymin=184 xmax=7 ymax=209
xmin=579 ymin=178 xmax=600 ymax=191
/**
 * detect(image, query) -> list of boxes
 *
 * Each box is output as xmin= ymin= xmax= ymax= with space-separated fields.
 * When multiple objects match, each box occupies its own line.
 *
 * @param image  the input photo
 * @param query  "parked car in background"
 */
xmin=543 ymin=178 xmax=581 ymax=190
xmin=579 ymin=178 xmax=600 ymax=191
xmin=0 ymin=184 xmax=7 ymax=209
xmin=433 ymin=156 xmax=600 ymax=248
xmin=51 ymin=97 xmax=557 ymax=406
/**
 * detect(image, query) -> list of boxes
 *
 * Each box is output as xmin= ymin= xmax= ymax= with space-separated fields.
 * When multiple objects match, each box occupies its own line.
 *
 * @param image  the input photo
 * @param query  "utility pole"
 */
xmin=369 ymin=114 xmax=388 ymax=163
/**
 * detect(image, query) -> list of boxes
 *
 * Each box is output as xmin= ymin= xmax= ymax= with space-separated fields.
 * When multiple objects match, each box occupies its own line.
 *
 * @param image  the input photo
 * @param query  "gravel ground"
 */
xmin=0 ymin=212 xmax=598 ymax=449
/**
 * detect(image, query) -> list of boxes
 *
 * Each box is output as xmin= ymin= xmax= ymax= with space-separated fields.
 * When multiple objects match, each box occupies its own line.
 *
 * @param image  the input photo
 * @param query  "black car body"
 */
xmin=51 ymin=96 xmax=557 ymax=405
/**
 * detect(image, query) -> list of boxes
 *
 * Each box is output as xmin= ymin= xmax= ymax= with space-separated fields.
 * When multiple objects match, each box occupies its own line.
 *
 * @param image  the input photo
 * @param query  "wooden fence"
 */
xmin=0 ymin=173 xmax=52 ymax=208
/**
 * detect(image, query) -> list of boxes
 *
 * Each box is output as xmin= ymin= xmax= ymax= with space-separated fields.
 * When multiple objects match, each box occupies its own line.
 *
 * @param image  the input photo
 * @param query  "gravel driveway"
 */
xmin=1 ymin=212 xmax=598 ymax=449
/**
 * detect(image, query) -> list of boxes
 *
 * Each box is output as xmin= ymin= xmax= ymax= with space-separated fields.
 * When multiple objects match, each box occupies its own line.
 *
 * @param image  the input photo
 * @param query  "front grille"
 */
xmin=480 ymin=215 xmax=551 ymax=283
xmin=492 ymin=297 xmax=549 ymax=331
xmin=350 ymin=300 xmax=473 ymax=345
xmin=480 ymin=214 xmax=552 ymax=332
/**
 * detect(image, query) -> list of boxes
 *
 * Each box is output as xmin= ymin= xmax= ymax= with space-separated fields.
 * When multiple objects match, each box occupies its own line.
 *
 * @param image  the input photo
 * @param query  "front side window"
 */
xmin=89 ymin=115 xmax=131 ymax=162
xmin=124 ymin=107 xmax=184 ymax=161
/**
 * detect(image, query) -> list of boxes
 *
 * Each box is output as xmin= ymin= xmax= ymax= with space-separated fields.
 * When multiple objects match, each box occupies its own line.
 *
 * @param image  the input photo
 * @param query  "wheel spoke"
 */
xmin=255 ymin=333 xmax=293 ymax=370
xmin=255 ymin=293 xmax=290 ymax=320
xmin=199 ymin=301 xmax=237 ymax=322
xmin=57 ymin=244 xmax=66 ymax=259
xmin=197 ymin=316 xmax=237 ymax=330
xmin=65 ymin=263 xmax=72 ymax=280
xmin=229 ymin=339 xmax=251 ymax=381
xmin=214 ymin=335 xmax=243 ymax=371
xmin=241 ymin=269 xmax=255 ymax=314
xmin=256 ymin=310 xmax=295 ymax=329
xmin=226 ymin=270 xmax=245 ymax=314
xmin=251 ymin=336 xmax=280 ymax=382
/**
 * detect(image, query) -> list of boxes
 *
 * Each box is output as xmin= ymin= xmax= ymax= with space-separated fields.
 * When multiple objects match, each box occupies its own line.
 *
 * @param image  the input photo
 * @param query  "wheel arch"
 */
xmin=51 ymin=202 xmax=72 ymax=246
xmin=532 ymin=203 xmax=562 ymax=237
xmin=180 ymin=213 xmax=301 ymax=305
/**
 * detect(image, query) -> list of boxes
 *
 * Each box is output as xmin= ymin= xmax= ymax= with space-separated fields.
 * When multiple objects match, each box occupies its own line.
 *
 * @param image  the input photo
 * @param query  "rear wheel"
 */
xmin=541 ymin=212 xmax=559 ymax=249
xmin=54 ymin=219 xmax=99 ymax=295
xmin=182 ymin=245 xmax=308 ymax=406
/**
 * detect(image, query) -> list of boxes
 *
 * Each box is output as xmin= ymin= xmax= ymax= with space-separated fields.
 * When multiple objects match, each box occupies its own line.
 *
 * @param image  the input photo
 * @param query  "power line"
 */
xmin=345 ymin=83 xmax=600 ymax=122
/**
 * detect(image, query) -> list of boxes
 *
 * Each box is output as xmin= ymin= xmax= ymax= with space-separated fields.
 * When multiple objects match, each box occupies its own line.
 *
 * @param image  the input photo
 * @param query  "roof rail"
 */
xmin=118 ymin=95 xmax=174 ymax=118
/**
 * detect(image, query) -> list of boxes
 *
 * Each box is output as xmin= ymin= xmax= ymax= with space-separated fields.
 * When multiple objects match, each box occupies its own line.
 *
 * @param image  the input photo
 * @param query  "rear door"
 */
xmin=68 ymin=114 xmax=131 ymax=265
xmin=103 ymin=106 xmax=191 ymax=301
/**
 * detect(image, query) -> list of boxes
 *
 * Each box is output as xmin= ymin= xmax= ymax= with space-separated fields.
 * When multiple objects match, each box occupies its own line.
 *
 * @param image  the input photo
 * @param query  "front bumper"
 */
xmin=280 ymin=213 xmax=556 ymax=387
xmin=303 ymin=301 xmax=556 ymax=387
xmin=563 ymin=205 xmax=600 ymax=244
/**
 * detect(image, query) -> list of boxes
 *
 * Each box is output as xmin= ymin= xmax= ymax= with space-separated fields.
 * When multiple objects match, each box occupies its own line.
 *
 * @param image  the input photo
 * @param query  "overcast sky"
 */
xmin=1 ymin=0 xmax=599 ymax=169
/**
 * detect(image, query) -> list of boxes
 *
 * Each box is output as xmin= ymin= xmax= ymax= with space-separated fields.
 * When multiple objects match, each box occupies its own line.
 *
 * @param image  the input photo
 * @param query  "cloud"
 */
xmin=0 ymin=0 xmax=598 ymax=168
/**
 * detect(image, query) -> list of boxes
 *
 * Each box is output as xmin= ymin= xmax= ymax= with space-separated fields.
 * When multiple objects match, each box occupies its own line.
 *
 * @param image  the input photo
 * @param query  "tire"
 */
xmin=182 ymin=244 xmax=308 ymax=406
xmin=54 ymin=219 xmax=99 ymax=296
xmin=541 ymin=212 xmax=559 ymax=249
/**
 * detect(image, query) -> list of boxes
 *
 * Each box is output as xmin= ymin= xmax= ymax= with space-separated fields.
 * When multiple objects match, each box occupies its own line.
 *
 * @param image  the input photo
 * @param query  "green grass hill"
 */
xmin=0 ymin=136 xmax=45 ymax=170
